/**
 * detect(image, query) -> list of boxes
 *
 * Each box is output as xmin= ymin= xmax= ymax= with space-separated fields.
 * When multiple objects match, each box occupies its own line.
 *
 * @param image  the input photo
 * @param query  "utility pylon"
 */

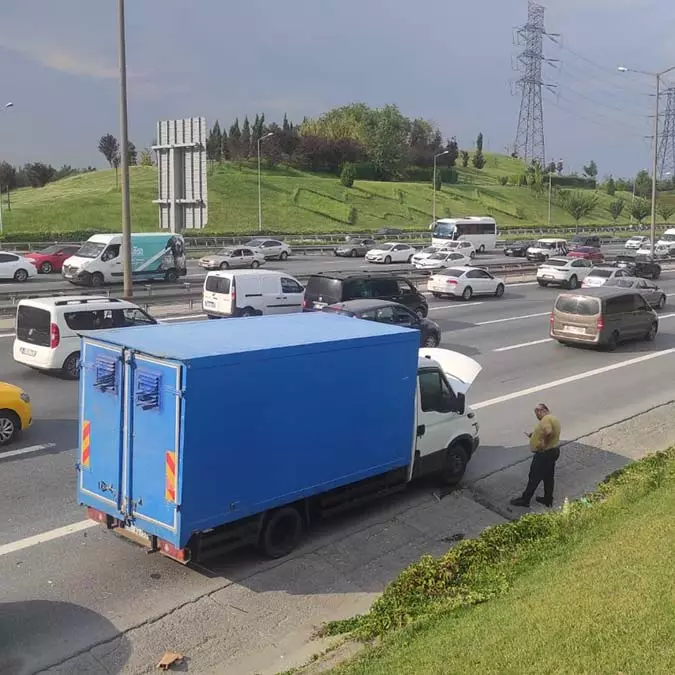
xmin=658 ymin=87 xmax=675 ymax=180
xmin=513 ymin=1 xmax=559 ymax=166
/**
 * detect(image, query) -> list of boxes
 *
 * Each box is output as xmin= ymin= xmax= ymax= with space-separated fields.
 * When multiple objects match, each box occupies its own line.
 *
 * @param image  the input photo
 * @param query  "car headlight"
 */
xmin=20 ymin=392 xmax=30 ymax=403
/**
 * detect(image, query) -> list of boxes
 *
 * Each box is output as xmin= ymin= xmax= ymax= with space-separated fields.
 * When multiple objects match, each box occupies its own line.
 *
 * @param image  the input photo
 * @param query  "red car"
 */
xmin=24 ymin=244 xmax=81 ymax=274
xmin=568 ymin=246 xmax=604 ymax=263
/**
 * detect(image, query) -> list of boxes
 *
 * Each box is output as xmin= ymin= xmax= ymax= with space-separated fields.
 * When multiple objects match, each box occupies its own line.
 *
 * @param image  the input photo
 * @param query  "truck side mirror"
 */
xmin=454 ymin=392 xmax=466 ymax=415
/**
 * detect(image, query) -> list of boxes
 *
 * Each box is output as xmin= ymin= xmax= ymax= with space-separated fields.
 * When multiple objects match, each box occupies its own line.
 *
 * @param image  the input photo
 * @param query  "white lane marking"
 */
xmin=429 ymin=302 xmax=484 ymax=311
xmin=473 ymin=347 xmax=675 ymax=410
xmin=0 ymin=443 xmax=56 ymax=460
xmin=162 ymin=313 xmax=205 ymax=321
xmin=493 ymin=338 xmax=553 ymax=352
xmin=659 ymin=312 xmax=675 ymax=319
xmin=476 ymin=311 xmax=550 ymax=326
xmin=0 ymin=333 xmax=15 ymax=338
xmin=0 ymin=519 xmax=97 ymax=557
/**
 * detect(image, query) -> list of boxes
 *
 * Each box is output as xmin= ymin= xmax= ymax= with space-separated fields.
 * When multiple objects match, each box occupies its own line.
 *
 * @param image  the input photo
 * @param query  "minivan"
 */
xmin=526 ymin=238 xmax=568 ymax=261
xmin=550 ymin=288 xmax=658 ymax=350
xmin=202 ymin=269 xmax=305 ymax=318
xmin=303 ymin=272 xmax=429 ymax=317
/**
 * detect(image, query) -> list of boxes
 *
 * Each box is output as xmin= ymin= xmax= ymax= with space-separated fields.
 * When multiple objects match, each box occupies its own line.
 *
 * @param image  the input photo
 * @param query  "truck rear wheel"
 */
xmin=258 ymin=506 xmax=304 ymax=558
xmin=440 ymin=443 xmax=468 ymax=486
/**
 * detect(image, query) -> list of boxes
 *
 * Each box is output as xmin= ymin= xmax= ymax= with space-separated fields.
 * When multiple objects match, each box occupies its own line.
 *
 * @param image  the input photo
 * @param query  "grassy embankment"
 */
xmin=0 ymin=153 xmax=643 ymax=239
xmin=321 ymin=449 xmax=675 ymax=675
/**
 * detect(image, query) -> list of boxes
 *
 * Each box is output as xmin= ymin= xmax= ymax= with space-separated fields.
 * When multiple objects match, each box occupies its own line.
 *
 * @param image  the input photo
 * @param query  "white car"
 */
xmin=427 ymin=266 xmax=506 ymax=301
xmin=415 ymin=251 xmax=472 ymax=270
xmin=365 ymin=242 xmax=416 ymax=264
xmin=440 ymin=240 xmax=476 ymax=259
xmin=581 ymin=267 xmax=630 ymax=288
xmin=411 ymin=246 xmax=443 ymax=265
xmin=198 ymin=247 xmax=266 ymax=270
xmin=637 ymin=242 xmax=669 ymax=259
xmin=625 ymin=236 xmax=649 ymax=250
xmin=245 ymin=238 xmax=291 ymax=261
xmin=536 ymin=257 xmax=593 ymax=289
xmin=0 ymin=252 xmax=38 ymax=282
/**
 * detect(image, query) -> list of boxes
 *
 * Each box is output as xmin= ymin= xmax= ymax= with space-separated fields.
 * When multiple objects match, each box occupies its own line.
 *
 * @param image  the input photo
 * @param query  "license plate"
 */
xmin=564 ymin=325 xmax=586 ymax=335
xmin=204 ymin=300 xmax=215 ymax=308
xmin=20 ymin=347 xmax=37 ymax=357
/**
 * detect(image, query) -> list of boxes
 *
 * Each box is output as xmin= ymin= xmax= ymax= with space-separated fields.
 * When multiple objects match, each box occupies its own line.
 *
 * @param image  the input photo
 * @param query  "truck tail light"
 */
xmin=550 ymin=312 xmax=554 ymax=325
xmin=50 ymin=322 xmax=60 ymax=348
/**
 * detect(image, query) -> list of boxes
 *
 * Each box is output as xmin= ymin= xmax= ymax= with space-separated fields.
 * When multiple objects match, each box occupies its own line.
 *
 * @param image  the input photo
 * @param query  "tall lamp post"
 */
xmin=257 ymin=132 xmax=274 ymax=233
xmin=547 ymin=159 xmax=555 ymax=226
xmin=0 ymin=102 xmax=14 ymax=236
xmin=117 ymin=0 xmax=133 ymax=299
xmin=618 ymin=64 xmax=675 ymax=257
xmin=432 ymin=150 xmax=449 ymax=225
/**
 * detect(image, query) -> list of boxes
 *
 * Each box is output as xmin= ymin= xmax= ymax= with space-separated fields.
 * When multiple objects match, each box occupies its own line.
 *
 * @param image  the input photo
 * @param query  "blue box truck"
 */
xmin=77 ymin=313 xmax=481 ymax=563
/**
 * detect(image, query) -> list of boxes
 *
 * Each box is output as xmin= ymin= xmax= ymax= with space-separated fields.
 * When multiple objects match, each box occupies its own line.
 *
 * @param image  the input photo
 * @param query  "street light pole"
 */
xmin=0 ymin=102 xmax=14 ymax=236
xmin=433 ymin=150 xmax=449 ymax=225
xmin=548 ymin=162 xmax=554 ymax=226
xmin=257 ymin=132 xmax=274 ymax=233
xmin=117 ymin=0 xmax=133 ymax=299
xmin=619 ymin=64 xmax=675 ymax=257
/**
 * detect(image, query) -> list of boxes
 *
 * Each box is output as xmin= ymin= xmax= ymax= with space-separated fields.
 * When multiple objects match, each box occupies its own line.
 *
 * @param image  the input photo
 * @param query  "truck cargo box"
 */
xmin=77 ymin=312 xmax=420 ymax=550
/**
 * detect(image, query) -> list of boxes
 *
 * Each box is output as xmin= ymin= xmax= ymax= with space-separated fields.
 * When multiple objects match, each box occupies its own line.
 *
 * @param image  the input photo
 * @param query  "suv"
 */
xmin=303 ymin=273 xmax=429 ymax=317
xmin=13 ymin=296 xmax=157 ymax=379
xmin=570 ymin=234 xmax=601 ymax=249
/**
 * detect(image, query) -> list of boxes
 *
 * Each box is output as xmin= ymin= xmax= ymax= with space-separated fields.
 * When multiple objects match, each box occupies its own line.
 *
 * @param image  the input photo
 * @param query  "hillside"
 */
xmin=0 ymin=154 xmax=638 ymax=237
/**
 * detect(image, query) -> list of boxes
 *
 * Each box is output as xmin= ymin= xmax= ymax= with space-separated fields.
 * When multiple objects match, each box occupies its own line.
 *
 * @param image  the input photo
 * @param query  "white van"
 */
xmin=657 ymin=228 xmax=675 ymax=254
xmin=526 ymin=238 xmax=568 ymax=262
xmin=13 ymin=296 xmax=157 ymax=379
xmin=203 ymin=269 xmax=305 ymax=318
xmin=62 ymin=233 xmax=187 ymax=287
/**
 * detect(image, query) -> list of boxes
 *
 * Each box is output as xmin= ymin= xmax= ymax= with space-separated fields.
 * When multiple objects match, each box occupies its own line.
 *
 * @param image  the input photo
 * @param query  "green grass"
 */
xmin=329 ymin=451 xmax=675 ymax=675
xmin=0 ymin=155 xmax=641 ymax=237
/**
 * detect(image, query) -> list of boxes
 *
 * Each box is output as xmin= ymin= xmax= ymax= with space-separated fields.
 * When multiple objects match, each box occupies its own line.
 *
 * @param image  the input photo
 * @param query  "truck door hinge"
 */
xmin=417 ymin=424 xmax=426 ymax=437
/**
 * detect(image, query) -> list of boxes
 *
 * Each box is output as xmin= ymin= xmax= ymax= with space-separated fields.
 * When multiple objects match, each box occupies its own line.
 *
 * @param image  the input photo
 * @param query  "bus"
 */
xmin=430 ymin=217 xmax=498 ymax=253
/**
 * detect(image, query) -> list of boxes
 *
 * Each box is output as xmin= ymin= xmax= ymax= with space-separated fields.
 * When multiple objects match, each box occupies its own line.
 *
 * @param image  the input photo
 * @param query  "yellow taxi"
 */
xmin=0 ymin=382 xmax=32 ymax=445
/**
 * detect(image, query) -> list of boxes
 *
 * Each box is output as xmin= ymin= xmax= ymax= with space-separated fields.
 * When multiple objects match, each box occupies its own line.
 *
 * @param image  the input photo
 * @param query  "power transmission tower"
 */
xmin=657 ymin=87 xmax=675 ymax=180
xmin=512 ymin=1 xmax=559 ymax=166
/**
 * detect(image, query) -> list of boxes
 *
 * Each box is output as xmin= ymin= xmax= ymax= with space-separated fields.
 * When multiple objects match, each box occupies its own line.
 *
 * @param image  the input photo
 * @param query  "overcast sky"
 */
xmin=1 ymin=0 xmax=673 ymax=178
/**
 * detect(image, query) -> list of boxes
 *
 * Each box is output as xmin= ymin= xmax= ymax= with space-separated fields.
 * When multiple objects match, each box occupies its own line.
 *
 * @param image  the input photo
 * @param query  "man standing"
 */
xmin=510 ymin=403 xmax=561 ymax=509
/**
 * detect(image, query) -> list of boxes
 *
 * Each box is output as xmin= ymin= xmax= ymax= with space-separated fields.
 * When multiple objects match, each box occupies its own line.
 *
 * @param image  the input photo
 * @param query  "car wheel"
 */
xmin=431 ymin=292 xmax=442 ymax=298
xmin=423 ymin=334 xmax=440 ymax=348
xmin=645 ymin=322 xmax=658 ymax=342
xmin=0 ymin=410 xmax=20 ymax=446
xmin=350 ymin=249 xmax=357 ymax=258
xmin=538 ymin=280 xmax=549 ymax=287
xmin=495 ymin=283 xmax=505 ymax=298
xmin=384 ymin=255 xmax=392 ymax=264
xmin=407 ymin=254 xmax=414 ymax=264
xmin=90 ymin=272 xmax=104 ymax=287
xmin=279 ymin=251 xmax=289 ymax=261
xmin=39 ymin=261 xmax=53 ymax=274
xmin=13 ymin=269 xmax=29 ymax=282
xmin=240 ymin=307 xmax=257 ymax=317
xmin=462 ymin=286 xmax=473 ymax=301
xmin=258 ymin=506 xmax=304 ymax=558
xmin=440 ymin=443 xmax=468 ymax=486
xmin=251 ymin=260 xmax=260 ymax=269
xmin=415 ymin=305 xmax=428 ymax=319
xmin=62 ymin=351 xmax=81 ymax=380
xmin=606 ymin=331 xmax=619 ymax=351
xmin=567 ymin=275 xmax=578 ymax=290
xmin=164 ymin=269 xmax=179 ymax=282
xmin=658 ymin=294 xmax=666 ymax=309
xmin=478 ymin=245 xmax=485 ymax=254
xmin=219 ymin=261 xmax=230 ymax=270
xmin=469 ymin=250 xmax=476 ymax=259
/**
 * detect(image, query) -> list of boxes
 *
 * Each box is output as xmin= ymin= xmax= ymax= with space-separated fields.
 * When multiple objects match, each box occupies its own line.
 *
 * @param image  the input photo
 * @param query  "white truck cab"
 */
xmin=526 ymin=238 xmax=568 ymax=262
xmin=412 ymin=347 xmax=481 ymax=484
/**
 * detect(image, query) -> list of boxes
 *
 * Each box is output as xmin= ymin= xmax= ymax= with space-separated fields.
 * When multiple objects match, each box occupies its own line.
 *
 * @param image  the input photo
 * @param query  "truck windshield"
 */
xmin=76 ymin=242 xmax=106 ymax=259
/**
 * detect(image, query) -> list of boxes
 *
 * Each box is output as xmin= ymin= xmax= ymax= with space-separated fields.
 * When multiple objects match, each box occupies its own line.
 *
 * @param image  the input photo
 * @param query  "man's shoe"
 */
xmin=510 ymin=497 xmax=530 ymax=508
xmin=536 ymin=497 xmax=553 ymax=508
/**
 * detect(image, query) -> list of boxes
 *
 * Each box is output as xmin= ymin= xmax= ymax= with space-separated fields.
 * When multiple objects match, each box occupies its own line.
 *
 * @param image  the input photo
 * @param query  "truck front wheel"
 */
xmin=258 ymin=506 xmax=304 ymax=559
xmin=440 ymin=443 xmax=468 ymax=486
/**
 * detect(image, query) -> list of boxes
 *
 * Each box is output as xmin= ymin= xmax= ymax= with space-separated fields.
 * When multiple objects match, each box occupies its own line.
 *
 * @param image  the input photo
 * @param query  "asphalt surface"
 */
xmin=4 ymin=261 xmax=675 ymax=673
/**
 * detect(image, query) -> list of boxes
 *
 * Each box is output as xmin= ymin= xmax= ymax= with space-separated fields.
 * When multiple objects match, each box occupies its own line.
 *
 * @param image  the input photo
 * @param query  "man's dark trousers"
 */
xmin=521 ymin=447 xmax=560 ymax=505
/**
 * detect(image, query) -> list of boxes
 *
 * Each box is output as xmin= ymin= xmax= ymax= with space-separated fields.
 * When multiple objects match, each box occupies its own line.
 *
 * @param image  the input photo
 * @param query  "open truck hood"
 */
xmin=418 ymin=347 xmax=482 ymax=396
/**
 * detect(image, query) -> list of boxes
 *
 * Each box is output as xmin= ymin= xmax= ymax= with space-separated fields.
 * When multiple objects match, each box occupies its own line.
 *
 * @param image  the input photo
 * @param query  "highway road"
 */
xmin=3 ymin=268 xmax=675 ymax=673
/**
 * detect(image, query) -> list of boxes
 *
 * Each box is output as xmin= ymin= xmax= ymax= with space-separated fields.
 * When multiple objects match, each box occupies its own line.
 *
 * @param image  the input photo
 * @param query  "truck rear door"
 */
xmin=127 ymin=353 xmax=183 ymax=537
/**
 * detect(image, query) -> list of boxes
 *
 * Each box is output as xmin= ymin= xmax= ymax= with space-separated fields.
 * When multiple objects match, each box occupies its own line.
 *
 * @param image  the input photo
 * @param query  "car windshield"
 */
xmin=429 ymin=253 xmax=447 ymax=260
xmin=536 ymin=241 xmax=559 ymax=249
xmin=321 ymin=306 xmax=354 ymax=317
xmin=76 ymin=242 xmax=106 ymax=259
xmin=660 ymin=233 xmax=675 ymax=242
xmin=542 ymin=259 xmax=568 ymax=267
xmin=555 ymin=295 xmax=601 ymax=315
xmin=589 ymin=269 xmax=613 ymax=278
xmin=38 ymin=245 xmax=61 ymax=254
xmin=443 ymin=241 xmax=460 ymax=249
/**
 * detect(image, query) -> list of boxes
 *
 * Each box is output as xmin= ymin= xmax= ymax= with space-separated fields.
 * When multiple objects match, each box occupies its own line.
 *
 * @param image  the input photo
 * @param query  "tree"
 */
xmin=0 ymin=161 xmax=17 ymax=192
xmin=562 ymin=190 xmax=599 ymax=229
xmin=658 ymin=201 xmax=675 ymax=222
xmin=546 ymin=161 xmax=556 ymax=174
xmin=365 ymin=104 xmax=410 ymax=179
xmin=634 ymin=169 xmax=652 ymax=198
xmin=25 ymin=162 xmax=56 ymax=188
xmin=609 ymin=198 xmax=625 ymax=223
xmin=433 ymin=168 xmax=442 ymax=191
xmin=630 ymin=197 xmax=651 ymax=224
xmin=127 ymin=142 xmax=137 ymax=166
xmin=98 ymin=133 xmax=119 ymax=168
xmin=583 ymin=160 xmax=598 ymax=179
xmin=472 ymin=133 xmax=485 ymax=169
xmin=556 ymin=160 xmax=564 ymax=174
xmin=206 ymin=121 xmax=222 ymax=162
xmin=605 ymin=176 xmax=616 ymax=196
xmin=241 ymin=116 xmax=251 ymax=158
xmin=445 ymin=137 xmax=459 ymax=167
xmin=228 ymin=118 xmax=242 ymax=158
xmin=139 ymin=148 xmax=153 ymax=166
xmin=460 ymin=150 xmax=469 ymax=167
xmin=476 ymin=132 xmax=484 ymax=154
xmin=340 ymin=162 xmax=356 ymax=188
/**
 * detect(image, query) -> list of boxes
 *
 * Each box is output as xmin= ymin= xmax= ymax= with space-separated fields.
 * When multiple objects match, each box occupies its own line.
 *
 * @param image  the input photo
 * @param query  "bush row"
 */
xmin=322 ymin=447 xmax=675 ymax=640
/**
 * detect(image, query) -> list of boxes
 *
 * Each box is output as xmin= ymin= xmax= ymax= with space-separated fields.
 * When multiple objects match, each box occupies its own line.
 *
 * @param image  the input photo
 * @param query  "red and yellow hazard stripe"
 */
xmin=165 ymin=451 xmax=177 ymax=503
xmin=81 ymin=420 xmax=91 ymax=469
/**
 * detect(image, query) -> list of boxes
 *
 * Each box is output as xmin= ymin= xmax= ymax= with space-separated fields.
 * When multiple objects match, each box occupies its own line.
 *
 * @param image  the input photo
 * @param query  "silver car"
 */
xmin=198 ymin=247 xmax=265 ymax=270
xmin=335 ymin=238 xmax=376 ymax=258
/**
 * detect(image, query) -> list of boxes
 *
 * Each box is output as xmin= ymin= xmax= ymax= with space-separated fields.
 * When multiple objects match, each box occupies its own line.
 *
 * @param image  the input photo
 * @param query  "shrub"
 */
xmin=340 ymin=162 xmax=356 ymax=188
xmin=499 ymin=176 xmax=509 ymax=186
